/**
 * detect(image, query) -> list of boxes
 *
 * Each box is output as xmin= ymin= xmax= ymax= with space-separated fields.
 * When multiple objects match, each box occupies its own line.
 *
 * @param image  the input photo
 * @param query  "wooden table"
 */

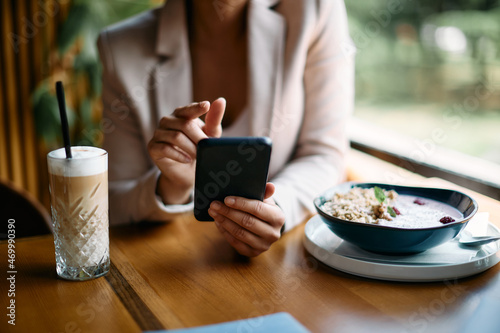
xmin=2 ymin=150 xmax=500 ymax=333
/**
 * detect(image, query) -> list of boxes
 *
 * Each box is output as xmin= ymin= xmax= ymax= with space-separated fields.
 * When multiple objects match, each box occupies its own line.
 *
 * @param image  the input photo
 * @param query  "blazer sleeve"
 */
xmin=97 ymin=30 xmax=193 ymax=226
xmin=271 ymin=0 xmax=355 ymax=231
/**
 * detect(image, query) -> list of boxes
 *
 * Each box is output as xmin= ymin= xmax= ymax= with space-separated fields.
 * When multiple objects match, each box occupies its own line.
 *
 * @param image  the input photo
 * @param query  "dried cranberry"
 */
xmin=439 ymin=216 xmax=455 ymax=224
xmin=393 ymin=207 xmax=401 ymax=215
xmin=413 ymin=199 xmax=425 ymax=205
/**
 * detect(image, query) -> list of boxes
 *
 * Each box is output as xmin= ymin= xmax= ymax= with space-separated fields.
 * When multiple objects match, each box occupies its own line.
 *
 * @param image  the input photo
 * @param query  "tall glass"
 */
xmin=47 ymin=146 xmax=109 ymax=281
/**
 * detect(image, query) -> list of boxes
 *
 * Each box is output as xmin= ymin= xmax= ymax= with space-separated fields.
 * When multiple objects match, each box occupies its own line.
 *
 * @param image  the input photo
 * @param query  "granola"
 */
xmin=321 ymin=187 xmax=398 ymax=224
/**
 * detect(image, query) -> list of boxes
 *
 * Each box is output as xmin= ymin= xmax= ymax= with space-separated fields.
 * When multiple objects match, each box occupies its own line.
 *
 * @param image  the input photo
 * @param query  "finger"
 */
xmin=213 ymin=220 xmax=260 ymax=257
xmin=223 ymin=196 xmax=284 ymax=228
xmin=203 ymin=97 xmax=226 ymax=137
xmin=210 ymin=208 xmax=270 ymax=255
xmin=210 ymin=201 xmax=280 ymax=241
xmin=263 ymin=182 xmax=276 ymax=200
xmin=173 ymin=101 xmax=210 ymax=120
xmin=152 ymin=128 xmax=197 ymax=159
xmin=149 ymin=142 xmax=191 ymax=164
xmin=159 ymin=116 xmax=207 ymax=145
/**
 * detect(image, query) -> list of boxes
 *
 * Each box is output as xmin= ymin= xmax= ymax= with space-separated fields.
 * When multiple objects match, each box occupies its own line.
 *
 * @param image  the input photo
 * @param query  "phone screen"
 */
xmin=194 ymin=137 xmax=272 ymax=221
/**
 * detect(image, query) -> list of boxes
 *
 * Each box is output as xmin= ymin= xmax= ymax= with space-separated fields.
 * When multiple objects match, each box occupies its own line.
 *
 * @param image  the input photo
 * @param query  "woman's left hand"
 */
xmin=208 ymin=183 xmax=285 ymax=257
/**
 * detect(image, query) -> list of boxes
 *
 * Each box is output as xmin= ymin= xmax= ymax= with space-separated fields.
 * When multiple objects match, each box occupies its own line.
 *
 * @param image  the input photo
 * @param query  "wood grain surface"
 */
xmin=0 ymin=236 xmax=140 ymax=333
xmin=1 ymin=150 xmax=499 ymax=332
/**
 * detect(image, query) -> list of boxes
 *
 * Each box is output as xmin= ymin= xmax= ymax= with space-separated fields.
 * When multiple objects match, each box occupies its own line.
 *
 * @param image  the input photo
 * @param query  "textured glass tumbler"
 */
xmin=48 ymin=147 xmax=109 ymax=281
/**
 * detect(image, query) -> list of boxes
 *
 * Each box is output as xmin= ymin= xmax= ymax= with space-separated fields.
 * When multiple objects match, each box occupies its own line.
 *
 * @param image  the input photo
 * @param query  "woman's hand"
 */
xmin=208 ymin=183 xmax=286 ymax=257
xmin=148 ymin=98 xmax=226 ymax=205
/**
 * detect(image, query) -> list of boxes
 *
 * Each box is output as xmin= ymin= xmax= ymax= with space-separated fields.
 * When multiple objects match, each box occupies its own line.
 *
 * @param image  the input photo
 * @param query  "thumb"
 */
xmin=203 ymin=97 xmax=226 ymax=137
xmin=263 ymin=182 xmax=276 ymax=200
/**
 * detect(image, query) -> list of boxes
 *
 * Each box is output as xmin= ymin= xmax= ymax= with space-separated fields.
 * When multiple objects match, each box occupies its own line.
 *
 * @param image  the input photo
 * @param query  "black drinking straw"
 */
xmin=55 ymin=81 xmax=72 ymax=159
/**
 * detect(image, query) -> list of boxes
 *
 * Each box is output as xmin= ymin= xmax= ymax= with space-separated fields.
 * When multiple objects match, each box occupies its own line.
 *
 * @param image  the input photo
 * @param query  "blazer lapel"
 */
xmin=247 ymin=0 xmax=285 ymax=140
xmin=153 ymin=0 xmax=192 ymax=123
xmin=151 ymin=0 xmax=285 ymax=141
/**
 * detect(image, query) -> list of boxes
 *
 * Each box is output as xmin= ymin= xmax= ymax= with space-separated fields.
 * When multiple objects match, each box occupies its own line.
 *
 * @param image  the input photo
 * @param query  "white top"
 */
xmin=221 ymin=108 xmax=250 ymax=137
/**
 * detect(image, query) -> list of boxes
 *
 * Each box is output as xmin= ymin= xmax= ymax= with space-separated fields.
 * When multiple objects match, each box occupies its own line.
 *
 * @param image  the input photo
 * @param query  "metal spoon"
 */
xmin=459 ymin=235 xmax=500 ymax=247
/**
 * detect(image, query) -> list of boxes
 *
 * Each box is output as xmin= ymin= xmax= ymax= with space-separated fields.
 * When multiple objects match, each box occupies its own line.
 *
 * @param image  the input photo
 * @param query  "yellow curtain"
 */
xmin=1 ymin=0 xmax=70 ymax=208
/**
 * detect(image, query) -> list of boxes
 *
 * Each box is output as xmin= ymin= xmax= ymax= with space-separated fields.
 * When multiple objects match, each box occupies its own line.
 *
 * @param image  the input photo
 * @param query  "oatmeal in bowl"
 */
xmin=314 ymin=182 xmax=478 ymax=254
xmin=321 ymin=187 xmax=399 ymax=224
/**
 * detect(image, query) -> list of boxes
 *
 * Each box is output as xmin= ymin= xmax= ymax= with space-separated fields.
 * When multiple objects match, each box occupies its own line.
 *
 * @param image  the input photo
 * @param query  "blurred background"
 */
xmin=1 ymin=0 xmax=499 ymax=210
xmin=347 ymin=0 xmax=500 ymax=164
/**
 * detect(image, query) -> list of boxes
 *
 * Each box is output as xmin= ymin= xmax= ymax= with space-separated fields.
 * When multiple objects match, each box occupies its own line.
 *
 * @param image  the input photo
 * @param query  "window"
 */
xmin=345 ymin=0 xmax=500 ymax=195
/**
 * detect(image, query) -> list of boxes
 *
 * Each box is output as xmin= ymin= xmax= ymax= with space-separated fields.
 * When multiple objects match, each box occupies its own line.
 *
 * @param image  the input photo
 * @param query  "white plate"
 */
xmin=303 ymin=215 xmax=500 ymax=282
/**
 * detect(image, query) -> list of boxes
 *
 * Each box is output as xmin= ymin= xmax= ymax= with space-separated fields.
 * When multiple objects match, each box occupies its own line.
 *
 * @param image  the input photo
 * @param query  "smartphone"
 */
xmin=194 ymin=137 xmax=272 ymax=221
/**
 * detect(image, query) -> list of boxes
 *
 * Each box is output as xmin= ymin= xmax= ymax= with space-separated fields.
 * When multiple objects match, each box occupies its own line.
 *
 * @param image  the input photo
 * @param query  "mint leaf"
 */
xmin=374 ymin=186 xmax=386 ymax=204
xmin=388 ymin=206 xmax=397 ymax=218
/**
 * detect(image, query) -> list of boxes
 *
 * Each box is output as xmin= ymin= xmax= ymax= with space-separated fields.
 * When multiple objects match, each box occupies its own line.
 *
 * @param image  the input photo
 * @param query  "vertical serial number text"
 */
xmin=7 ymin=219 xmax=16 ymax=326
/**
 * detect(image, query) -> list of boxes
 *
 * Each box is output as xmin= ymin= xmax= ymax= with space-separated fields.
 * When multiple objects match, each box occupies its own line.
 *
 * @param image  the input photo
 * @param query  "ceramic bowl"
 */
xmin=314 ymin=182 xmax=478 ymax=254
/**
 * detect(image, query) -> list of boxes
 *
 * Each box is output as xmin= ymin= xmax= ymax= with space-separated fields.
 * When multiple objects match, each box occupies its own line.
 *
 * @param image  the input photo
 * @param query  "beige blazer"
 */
xmin=97 ymin=0 xmax=354 ymax=230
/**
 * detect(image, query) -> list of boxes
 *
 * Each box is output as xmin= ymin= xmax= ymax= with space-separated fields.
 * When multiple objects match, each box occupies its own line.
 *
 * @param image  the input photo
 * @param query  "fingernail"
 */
xmin=183 ymin=155 xmax=192 ymax=163
xmin=200 ymin=101 xmax=209 ymax=108
xmin=211 ymin=202 xmax=221 ymax=210
xmin=208 ymin=208 xmax=218 ymax=217
xmin=225 ymin=197 xmax=235 ymax=206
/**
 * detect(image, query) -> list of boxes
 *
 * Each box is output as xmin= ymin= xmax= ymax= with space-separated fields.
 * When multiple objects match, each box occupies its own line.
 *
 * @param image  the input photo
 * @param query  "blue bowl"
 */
xmin=314 ymin=182 xmax=478 ymax=254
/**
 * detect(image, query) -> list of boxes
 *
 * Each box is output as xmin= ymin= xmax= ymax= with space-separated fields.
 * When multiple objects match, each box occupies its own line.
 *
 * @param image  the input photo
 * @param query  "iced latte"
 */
xmin=48 ymin=147 xmax=109 ymax=280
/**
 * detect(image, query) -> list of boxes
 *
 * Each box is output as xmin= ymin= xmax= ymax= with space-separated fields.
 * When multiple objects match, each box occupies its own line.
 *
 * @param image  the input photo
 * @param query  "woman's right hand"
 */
xmin=148 ymin=98 xmax=226 ymax=205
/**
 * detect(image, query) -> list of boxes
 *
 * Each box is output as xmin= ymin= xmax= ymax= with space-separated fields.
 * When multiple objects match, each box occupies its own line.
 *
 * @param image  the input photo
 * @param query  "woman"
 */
xmin=97 ymin=0 xmax=354 ymax=256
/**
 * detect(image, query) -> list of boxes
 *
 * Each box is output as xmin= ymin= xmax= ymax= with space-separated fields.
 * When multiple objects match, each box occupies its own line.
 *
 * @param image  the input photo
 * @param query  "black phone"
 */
xmin=194 ymin=137 xmax=272 ymax=221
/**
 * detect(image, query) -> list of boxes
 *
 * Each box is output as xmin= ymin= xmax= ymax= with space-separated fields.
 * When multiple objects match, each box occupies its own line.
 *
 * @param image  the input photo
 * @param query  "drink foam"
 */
xmin=48 ymin=146 xmax=107 ymax=177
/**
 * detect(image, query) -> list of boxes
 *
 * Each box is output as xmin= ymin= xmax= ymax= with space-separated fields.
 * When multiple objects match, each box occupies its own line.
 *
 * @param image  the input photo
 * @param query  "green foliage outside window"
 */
xmin=33 ymin=0 xmax=159 ymax=150
xmin=346 ymin=0 xmax=500 ymax=163
xmin=33 ymin=0 xmax=500 ymax=163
